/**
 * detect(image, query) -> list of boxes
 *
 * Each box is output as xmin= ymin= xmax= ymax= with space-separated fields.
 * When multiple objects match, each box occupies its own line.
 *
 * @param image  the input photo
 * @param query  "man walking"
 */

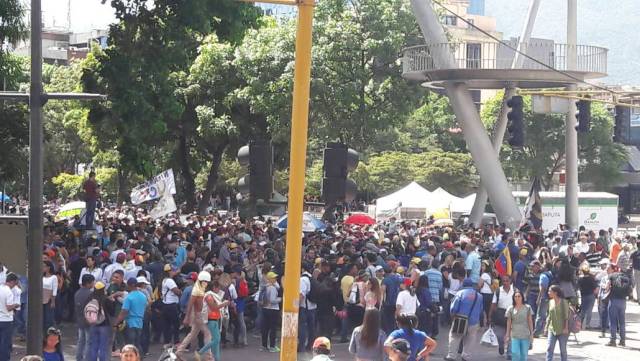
xmin=490 ymin=275 xmax=514 ymax=359
xmin=606 ymin=266 xmax=633 ymax=347
xmin=115 ymin=277 xmax=148 ymax=353
xmin=75 ymin=274 xmax=96 ymax=361
xmin=445 ymin=278 xmax=483 ymax=361
xmin=0 ymin=273 xmax=19 ymax=361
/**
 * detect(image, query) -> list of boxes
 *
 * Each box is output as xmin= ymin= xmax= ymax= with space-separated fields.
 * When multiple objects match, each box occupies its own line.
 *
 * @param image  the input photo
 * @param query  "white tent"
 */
xmin=430 ymin=187 xmax=461 ymax=209
xmin=375 ymin=182 xmax=433 ymax=219
xmin=451 ymin=193 xmax=476 ymax=214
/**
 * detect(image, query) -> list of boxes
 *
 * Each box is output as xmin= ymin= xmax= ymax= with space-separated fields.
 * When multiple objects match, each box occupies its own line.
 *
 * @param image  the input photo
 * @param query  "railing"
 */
xmin=402 ymin=42 xmax=608 ymax=76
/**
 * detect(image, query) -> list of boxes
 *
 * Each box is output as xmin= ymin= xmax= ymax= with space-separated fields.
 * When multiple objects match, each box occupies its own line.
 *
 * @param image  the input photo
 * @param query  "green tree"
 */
xmin=82 ymin=0 xmax=260 ymax=209
xmin=51 ymin=168 xmax=119 ymax=201
xmin=234 ymin=0 xmax=426 ymax=158
xmin=0 ymin=1 xmax=28 ymax=193
xmin=482 ymin=93 xmax=628 ymax=190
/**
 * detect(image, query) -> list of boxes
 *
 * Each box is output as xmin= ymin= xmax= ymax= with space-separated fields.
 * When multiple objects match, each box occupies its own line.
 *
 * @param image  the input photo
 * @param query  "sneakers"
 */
xmin=606 ymin=340 xmax=617 ymax=347
xmin=619 ymin=340 xmax=626 ymax=347
xmin=259 ymin=346 xmax=269 ymax=352
xmin=269 ymin=346 xmax=281 ymax=353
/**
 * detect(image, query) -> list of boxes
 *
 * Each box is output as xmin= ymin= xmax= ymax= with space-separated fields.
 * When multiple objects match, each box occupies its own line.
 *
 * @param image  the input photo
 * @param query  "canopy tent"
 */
xmin=451 ymin=193 xmax=476 ymax=214
xmin=375 ymin=182 xmax=433 ymax=219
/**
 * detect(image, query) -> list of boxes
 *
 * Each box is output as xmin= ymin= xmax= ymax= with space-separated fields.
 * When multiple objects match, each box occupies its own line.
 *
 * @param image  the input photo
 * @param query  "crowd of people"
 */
xmin=0 ymin=200 xmax=639 ymax=361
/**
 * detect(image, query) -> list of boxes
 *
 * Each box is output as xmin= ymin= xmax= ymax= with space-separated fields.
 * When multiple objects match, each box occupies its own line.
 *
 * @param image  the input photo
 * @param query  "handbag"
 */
xmin=451 ymin=290 xmax=479 ymax=336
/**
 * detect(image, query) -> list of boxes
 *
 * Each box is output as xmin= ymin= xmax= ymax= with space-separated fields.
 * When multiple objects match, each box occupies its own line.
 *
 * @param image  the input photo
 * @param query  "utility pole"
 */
xmin=565 ymin=0 xmax=579 ymax=229
xmin=0 ymin=0 xmax=104 ymax=354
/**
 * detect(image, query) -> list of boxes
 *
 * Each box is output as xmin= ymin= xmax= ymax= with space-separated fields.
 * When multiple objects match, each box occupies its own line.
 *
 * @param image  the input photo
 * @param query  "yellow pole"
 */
xmin=280 ymin=0 xmax=315 ymax=360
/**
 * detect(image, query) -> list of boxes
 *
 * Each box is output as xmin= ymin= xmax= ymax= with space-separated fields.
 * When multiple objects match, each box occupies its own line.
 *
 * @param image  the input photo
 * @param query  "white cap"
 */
xmin=136 ymin=276 xmax=150 ymax=285
xmin=197 ymin=271 xmax=211 ymax=282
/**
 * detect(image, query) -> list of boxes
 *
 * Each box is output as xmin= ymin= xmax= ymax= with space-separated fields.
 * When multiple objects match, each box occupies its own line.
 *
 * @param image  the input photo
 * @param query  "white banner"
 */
xmin=130 ymin=169 xmax=177 ymax=205
xmin=149 ymin=179 xmax=177 ymax=219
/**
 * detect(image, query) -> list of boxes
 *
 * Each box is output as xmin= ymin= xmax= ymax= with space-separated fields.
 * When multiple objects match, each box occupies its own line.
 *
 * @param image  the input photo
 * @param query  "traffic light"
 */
xmin=321 ymin=143 xmax=359 ymax=204
xmin=507 ymin=95 xmax=524 ymax=147
xmin=575 ymin=99 xmax=591 ymax=132
xmin=614 ymin=105 xmax=630 ymax=143
xmin=237 ymin=140 xmax=273 ymax=202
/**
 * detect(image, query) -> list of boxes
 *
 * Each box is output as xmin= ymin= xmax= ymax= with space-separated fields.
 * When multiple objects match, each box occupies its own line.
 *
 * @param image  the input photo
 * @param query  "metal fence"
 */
xmin=402 ymin=42 xmax=608 ymax=75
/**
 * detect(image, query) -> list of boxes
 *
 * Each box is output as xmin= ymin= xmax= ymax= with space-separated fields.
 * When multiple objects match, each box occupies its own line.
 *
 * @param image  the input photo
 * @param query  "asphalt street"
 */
xmin=10 ymin=301 xmax=640 ymax=360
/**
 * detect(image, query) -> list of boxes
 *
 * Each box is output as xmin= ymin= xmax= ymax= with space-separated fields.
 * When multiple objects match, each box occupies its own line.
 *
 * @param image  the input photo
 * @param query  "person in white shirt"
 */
xmin=43 ymin=261 xmax=58 ymax=330
xmin=79 ymin=256 xmax=103 ymax=286
xmin=490 ymin=275 xmax=515 ymax=358
xmin=0 ymin=273 xmax=20 ymax=361
xmin=161 ymin=264 xmax=182 ymax=345
xmin=575 ymin=235 xmax=591 ymax=255
xmin=299 ymin=263 xmax=317 ymax=352
xmin=0 ymin=264 xmax=7 ymax=285
xmin=395 ymin=278 xmax=418 ymax=317
xmin=103 ymin=253 xmax=126 ymax=286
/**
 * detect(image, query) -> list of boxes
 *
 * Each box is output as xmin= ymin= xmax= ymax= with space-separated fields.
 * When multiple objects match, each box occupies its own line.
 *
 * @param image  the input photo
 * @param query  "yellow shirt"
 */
xmin=341 ymin=275 xmax=355 ymax=303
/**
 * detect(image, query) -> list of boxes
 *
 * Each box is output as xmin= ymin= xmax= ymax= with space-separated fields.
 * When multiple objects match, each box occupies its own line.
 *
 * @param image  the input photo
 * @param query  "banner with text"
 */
xmin=130 ymin=169 xmax=177 ymax=205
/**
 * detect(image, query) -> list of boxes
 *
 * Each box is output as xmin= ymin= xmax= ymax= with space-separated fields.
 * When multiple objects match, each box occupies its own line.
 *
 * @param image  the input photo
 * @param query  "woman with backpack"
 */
xmin=504 ymin=290 xmax=534 ymax=361
xmin=86 ymin=282 xmax=116 ymax=361
xmin=545 ymin=285 xmax=569 ymax=361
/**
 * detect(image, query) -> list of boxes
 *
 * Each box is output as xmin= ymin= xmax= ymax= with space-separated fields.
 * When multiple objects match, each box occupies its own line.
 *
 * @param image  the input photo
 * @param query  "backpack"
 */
xmin=237 ymin=279 xmax=249 ymax=298
xmin=302 ymin=274 xmax=322 ymax=304
xmin=348 ymin=283 xmax=361 ymax=305
xmin=611 ymin=273 xmax=632 ymax=295
xmin=83 ymin=298 xmax=106 ymax=326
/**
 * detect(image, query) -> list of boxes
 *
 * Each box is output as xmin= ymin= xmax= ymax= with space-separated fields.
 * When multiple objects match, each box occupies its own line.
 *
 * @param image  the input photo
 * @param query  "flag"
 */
xmin=520 ymin=177 xmax=543 ymax=231
xmin=495 ymin=245 xmax=512 ymax=277
xmin=149 ymin=178 xmax=177 ymax=219
xmin=130 ymin=169 xmax=176 ymax=205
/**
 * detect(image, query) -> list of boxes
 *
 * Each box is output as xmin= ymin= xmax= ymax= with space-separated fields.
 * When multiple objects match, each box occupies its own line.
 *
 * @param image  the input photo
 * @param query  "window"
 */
xmin=466 ymin=43 xmax=481 ymax=69
xmin=467 ymin=18 xmax=475 ymax=29
xmin=443 ymin=15 xmax=457 ymax=26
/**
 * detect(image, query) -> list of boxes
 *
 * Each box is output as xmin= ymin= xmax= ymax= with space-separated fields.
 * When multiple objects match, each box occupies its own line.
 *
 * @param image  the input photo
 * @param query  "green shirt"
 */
xmin=546 ymin=298 xmax=569 ymax=335
xmin=506 ymin=304 xmax=532 ymax=339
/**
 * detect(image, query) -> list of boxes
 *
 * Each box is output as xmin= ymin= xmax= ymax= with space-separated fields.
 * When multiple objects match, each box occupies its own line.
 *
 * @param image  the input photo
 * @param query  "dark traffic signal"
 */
xmin=575 ymin=99 xmax=591 ymax=133
xmin=507 ymin=95 xmax=524 ymax=147
xmin=614 ymin=105 xmax=630 ymax=143
xmin=237 ymin=140 xmax=273 ymax=202
xmin=321 ymin=143 xmax=359 ymax=204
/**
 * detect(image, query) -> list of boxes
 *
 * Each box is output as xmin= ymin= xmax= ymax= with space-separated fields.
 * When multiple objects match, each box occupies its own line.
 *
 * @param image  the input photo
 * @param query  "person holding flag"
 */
xmin=520 ymin=177 xmax=543 ymax=233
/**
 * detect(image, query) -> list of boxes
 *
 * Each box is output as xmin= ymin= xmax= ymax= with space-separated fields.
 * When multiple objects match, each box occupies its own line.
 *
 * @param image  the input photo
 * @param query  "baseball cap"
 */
xmin=403 ymin=278 xmax=412 ymax=287
xmin=164 ymin=264 xmax=178 ymax=272
xmin=266 ymin=272 xmax=278 ymax=279
xmin=312 ymin=336 xmax=331 ymax=351
xmin=189 ymin=272 xmax=198 ymax=281
xmin=127 ymin=277 xmax=138 ymax=286
xmin=136 ymin=276 xmax=150 ymax=285
xmin=94 ymin=281 xmax=106 ymax=290
xmin=116 ymin=253 xmax=126 ymax=263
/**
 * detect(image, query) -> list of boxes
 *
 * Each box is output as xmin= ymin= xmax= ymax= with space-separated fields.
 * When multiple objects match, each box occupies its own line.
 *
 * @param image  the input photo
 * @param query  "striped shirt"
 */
xmin=425 ymin=269 xmax=443 ymax=303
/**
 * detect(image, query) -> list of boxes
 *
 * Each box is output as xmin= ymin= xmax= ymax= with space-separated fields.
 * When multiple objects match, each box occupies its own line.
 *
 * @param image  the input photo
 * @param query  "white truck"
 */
xmin=512 ymin=191 xmax=619 ymax=232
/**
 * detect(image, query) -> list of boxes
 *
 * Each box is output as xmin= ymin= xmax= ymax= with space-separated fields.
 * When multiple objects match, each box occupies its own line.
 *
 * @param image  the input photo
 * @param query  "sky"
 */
xmin=43 ymin=0 xmax=639 ymax=85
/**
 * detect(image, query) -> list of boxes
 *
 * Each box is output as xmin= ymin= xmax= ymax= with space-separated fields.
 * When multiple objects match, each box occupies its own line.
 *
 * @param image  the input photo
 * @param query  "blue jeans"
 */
xmin=381 ymin=305 xmax=396 ymax=335
xmin=598 ymin=299 xmax=609 ymax=333
xmin=125 ymin=327 xmax=143 ymax=353
xmin=511 ymin=338 xmax=530 ymax=361
xmin=15 ymin=304 xmax=27 ymax=336
xmin=340 ymin=312 xmax=351 ymax=341
xmin=494 ymin=325 xmax=511 ymax=357
xmin=527 ymin=293 xmax=538 ymax=323
xmin=43 ymin=303 xmax=55 ymax=331
xmin=545 ymin=333 xmax=568 ymax=361
xmin=199 ymin=320 xmax=221 ymax=361
xmin=85 ymin=198 xmax=96 ymax=229
xmin=608 ymin=298 xmax=626 ymax=342
xmin=535 ymin=299 xmax=548 ymax=335
xmin=77 ymin=327 xmax=91 ymax=361
xmin=0 ymin=321 xmax=14 ymax=361
xmin=579 ymin=294 xmax=595 ymax=328
xmin=298 ymin=308 xmax=316 ymax=350
xmin=88 ymin=325 xmax=112 ymax=361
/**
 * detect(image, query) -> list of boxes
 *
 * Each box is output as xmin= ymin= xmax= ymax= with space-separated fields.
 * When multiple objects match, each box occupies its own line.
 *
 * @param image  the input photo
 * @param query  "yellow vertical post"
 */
xmin=280 ymin=0 xmax=315 ymax=360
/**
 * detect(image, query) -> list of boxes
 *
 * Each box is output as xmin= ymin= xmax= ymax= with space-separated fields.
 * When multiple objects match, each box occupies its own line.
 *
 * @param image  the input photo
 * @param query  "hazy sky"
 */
xmin=44 ymin=0 xmax=639 ymax=85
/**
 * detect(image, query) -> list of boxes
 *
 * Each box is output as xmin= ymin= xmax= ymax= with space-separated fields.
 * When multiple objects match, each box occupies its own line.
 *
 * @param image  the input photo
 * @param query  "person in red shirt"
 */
xmin=82 ymin=171 xmax=99 ymax=229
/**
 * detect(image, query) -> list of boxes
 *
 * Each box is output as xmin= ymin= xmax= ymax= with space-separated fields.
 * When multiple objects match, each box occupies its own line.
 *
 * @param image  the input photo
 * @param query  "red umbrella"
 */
xmin=344 ymin=213 xmax=376 ymax=225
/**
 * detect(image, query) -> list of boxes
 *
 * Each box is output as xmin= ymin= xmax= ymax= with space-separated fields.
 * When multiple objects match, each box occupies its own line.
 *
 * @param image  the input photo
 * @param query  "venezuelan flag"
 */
xmin=495 ymin=245 xmax=512 ymax=277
